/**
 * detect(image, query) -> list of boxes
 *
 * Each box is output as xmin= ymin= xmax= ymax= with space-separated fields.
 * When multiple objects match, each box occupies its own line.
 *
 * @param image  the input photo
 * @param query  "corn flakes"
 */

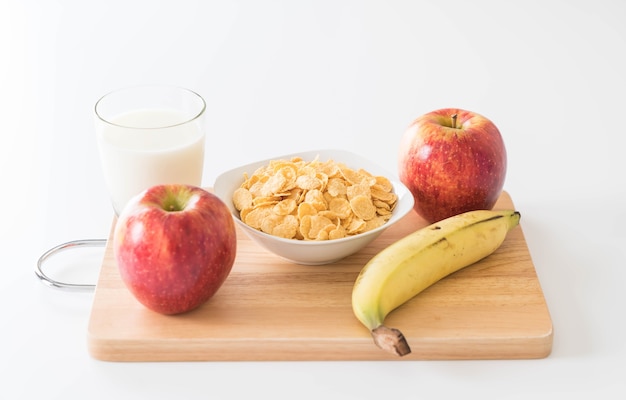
xmin=232 ymin=155 xmax=397 ymax=241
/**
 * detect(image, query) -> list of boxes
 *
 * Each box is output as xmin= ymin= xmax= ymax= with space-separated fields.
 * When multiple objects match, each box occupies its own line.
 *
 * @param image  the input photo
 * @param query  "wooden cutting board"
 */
xmin=87 ymin=191 xmax=553 ymax=362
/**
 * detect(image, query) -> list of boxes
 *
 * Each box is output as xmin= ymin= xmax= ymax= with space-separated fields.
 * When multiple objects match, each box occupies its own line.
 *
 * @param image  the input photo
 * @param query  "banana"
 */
xmin=352 ymin=209 xmax=521 ymax=356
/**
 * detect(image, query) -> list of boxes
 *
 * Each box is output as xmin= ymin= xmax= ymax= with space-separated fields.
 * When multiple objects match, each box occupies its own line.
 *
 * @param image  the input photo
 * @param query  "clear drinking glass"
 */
xmin=94 ymin=85 xmax=207 ymax=215
xmin=36 ymin=85 xmax=206 ymax=291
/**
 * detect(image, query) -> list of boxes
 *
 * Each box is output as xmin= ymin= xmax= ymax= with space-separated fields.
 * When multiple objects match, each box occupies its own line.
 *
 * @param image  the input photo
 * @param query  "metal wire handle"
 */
xmin=35 ymin=239 xmax=108 ymax=292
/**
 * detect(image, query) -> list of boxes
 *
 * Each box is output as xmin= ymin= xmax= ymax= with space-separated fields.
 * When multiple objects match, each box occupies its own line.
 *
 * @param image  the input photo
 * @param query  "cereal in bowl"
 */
xmin=232 ymin=156 xmax=398 ymax=240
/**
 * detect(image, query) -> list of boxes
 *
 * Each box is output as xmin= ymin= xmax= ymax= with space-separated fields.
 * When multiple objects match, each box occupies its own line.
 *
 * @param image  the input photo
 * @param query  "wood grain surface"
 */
xmin=87 ymin=191 xmax=553 ymax=362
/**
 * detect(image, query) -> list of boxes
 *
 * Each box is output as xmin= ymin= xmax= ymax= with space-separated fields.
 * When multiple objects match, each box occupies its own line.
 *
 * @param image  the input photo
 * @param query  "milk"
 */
xmin=97 ymin=109 xmax=205 ymax=215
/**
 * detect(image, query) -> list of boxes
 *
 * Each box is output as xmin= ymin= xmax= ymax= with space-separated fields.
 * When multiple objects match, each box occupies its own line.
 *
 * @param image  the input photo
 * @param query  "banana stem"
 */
xmin=371 ymin=326 xmax=411 ymax=356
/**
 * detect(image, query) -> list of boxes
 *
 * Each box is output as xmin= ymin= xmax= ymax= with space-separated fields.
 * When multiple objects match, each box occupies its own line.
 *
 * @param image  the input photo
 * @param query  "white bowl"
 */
xmin=213 ymin=149 xmax=414 ymax=265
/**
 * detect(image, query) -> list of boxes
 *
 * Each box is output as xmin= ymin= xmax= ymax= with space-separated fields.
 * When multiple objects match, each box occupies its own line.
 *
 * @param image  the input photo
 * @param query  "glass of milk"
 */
xmin=36 ymin=85 xmax=207 ymax=292
xmin=94 ymin=85 xmax=206 ymax=215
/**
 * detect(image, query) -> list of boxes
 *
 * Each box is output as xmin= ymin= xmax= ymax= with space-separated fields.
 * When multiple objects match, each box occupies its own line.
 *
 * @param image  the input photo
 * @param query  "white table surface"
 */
xmin=3 ymin=0 xmax=625 ymax=398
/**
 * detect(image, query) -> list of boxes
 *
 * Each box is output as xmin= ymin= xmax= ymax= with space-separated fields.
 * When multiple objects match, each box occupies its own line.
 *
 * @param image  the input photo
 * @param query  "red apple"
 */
xmin=398 ymin=108 xmax=507 ymax=223
xmin=113 ymin=184 xmax=237 ymax=315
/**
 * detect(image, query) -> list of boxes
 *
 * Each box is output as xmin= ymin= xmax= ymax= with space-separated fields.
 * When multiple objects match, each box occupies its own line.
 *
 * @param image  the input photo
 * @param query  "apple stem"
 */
xmin=451 ymin=113 xmax=458 ymax=129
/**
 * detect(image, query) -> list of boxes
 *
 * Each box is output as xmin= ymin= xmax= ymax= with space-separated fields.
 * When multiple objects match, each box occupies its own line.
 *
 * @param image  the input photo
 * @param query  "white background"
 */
xmin=2 ymin=0 xmax=625 ymax=398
